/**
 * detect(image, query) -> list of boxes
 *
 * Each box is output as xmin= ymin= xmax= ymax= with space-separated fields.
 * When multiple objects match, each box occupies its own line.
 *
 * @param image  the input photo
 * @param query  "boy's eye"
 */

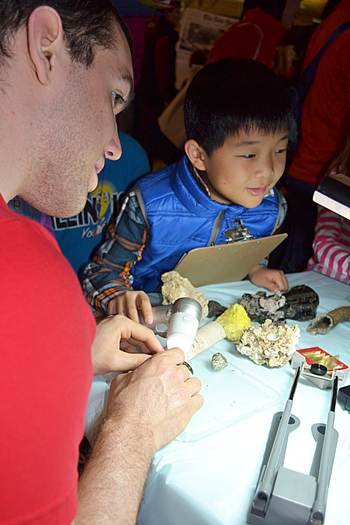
xmin=239 ymin=154 xmax=255 ymax=159
xmin=112 ymin=91 xmax=124 ymax=109
xmin=276 ymin=148 xmax=287 ymax=154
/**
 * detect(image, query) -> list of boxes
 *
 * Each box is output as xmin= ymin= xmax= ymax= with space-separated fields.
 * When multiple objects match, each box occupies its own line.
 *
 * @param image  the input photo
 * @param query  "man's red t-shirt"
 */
xmin=0 ymin=195 xmax=95 ymax=524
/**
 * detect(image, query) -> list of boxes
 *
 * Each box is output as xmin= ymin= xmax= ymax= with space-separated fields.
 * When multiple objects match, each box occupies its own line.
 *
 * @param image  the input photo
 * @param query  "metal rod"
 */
xmin=311 ymin=374 xmax=339 ymax=523
xmin=289 ymin=365 xmax=301 ymax=400
xmin=330 ymin=374 xmax=339 ymax=412
xmin=257 ymin=367 xmax=301 ymax=501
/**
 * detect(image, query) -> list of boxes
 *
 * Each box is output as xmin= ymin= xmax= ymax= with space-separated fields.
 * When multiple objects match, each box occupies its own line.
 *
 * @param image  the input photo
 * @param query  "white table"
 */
xmin=85 ymin=272 xmax=350 ymax=525
xmin=137 ymin=272 xmax=350 ymax=525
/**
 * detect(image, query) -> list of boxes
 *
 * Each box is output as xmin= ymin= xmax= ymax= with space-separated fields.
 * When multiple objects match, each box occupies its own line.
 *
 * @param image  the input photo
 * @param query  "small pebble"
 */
xmin=211 ymin=352 xmax=228 ymax=371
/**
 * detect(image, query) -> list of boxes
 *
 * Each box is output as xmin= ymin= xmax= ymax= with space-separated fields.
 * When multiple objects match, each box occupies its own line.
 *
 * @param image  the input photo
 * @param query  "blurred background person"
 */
xmin=132 ymin=2 xmax=181 ymax=166
xmin=308 ymin=132 xmax=350 ymax=283
xmin=208 ymin=0 xmax=301 ymax=69
xmin=268 ymin=0 xmax=350 ymax=273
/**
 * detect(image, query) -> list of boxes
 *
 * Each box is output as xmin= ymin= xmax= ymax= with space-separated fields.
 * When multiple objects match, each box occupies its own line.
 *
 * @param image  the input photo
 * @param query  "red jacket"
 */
xmin=208 ymin=8 xmax=285 ymax=69
xmin=289 ymin=0 xmax=350 ymax=185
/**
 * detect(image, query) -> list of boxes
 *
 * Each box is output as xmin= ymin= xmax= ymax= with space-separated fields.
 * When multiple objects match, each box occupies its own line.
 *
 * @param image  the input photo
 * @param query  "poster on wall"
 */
xmin=175 ymin=8 xmax=237 ymax=88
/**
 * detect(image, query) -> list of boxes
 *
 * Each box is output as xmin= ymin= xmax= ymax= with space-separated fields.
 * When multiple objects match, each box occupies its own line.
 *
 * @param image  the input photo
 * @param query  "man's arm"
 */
xmin=83 ymin=190 xmax=148 ymax=315
xmin=75 ymin=414 xmax=155 ymax=525
xmin=75 ymin=347 xmax=203 ymax=525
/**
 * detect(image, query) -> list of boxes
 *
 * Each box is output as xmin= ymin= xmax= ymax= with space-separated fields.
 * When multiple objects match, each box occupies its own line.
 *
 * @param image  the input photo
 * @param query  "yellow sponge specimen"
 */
xmin=216 ymin=303 xmax=251 ymax=341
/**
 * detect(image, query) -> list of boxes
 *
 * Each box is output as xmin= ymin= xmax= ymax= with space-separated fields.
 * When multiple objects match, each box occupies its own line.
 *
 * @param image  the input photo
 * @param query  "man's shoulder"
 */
xmin=1 ymin=203 xmax=64 ymax=266
xmin=1 ymin=204 xmax=89 ymax=317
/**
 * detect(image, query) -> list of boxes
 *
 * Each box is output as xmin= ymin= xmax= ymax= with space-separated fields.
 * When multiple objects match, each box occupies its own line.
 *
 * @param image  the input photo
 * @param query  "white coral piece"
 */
xmin=236 ymin=319 xmax=300 ymax=367
xmin=161 ymin=271 xmax=209 ymax=322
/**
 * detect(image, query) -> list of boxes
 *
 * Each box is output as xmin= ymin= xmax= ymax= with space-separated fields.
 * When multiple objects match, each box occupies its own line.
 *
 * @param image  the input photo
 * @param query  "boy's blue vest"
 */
xmin=131 ymin=155 xmax=282 ymax=292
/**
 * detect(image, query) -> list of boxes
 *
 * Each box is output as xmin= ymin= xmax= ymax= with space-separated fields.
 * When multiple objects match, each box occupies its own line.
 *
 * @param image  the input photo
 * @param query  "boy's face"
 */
xmin=189 ymin=129 xmax=289 ymax=208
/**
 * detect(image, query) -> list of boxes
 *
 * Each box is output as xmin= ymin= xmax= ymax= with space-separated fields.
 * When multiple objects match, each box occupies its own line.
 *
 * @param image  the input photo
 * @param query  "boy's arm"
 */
xmin=83 ymin=190 xmax=148 ymax=316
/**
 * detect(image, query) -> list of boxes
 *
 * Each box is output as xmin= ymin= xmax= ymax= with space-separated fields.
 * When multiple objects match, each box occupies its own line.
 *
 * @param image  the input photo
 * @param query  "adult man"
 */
xmin=0 ymin=2 xmax=202 ymax=524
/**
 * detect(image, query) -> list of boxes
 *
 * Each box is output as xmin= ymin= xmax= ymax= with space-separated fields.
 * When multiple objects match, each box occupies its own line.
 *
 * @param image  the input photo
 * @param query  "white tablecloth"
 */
xmin=86 ymin=271 xmax=350 ymax=525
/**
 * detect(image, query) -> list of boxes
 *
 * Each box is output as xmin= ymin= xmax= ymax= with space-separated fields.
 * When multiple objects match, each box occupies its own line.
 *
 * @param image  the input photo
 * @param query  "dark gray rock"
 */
xmin=240 ymin=285 xmax=319 ymax=324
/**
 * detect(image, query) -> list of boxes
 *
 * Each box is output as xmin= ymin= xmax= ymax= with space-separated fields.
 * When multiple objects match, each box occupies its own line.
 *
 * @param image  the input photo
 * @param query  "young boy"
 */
xmin=83 ymin=58 xmax=292 ymax=322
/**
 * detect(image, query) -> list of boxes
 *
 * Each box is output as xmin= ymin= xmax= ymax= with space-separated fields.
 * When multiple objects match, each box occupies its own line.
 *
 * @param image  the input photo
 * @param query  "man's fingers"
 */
xmin=160 ymin=347 xmax=186 ymax=365
xmin=191 ymin=393 xmax=204 ymax=414
xmin=121 ymin=329 xmax=164 ymax=354
xmin=111 ymin=351 xmax=151 ymax=373
xmin=184 ymin=376 xmax=202 ymax=396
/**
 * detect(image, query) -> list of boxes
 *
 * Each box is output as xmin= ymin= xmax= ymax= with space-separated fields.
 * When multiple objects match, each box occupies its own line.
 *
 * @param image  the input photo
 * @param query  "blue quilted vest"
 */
xmin=131 ymin=155 xmax=281 ymax=292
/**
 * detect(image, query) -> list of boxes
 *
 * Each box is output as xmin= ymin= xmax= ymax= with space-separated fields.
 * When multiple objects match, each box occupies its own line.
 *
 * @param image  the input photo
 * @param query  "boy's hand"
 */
xmin=107 ymin=290 xmax=153 ymax=325
xmin=91 ymin=314 xmax=164 ymax=376
xmin=107 ymin=348 xmax=203 ymax=452
xmin=248 ymin=266 xmax=289 ymax=292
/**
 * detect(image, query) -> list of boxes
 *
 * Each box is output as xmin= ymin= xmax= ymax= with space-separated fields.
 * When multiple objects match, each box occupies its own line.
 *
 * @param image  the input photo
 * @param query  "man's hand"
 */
xmin=107 ymin=290 xmax=153 ymax=325
xmin=76 ymin=348 xmax=202 ymax=524
xmin=248 ymin=266 xmax=289 ymax=292
xmin=91 ymin=314 xmax=164 ymax=376
xmin=107 ymin=348 xmax=203 ymax=452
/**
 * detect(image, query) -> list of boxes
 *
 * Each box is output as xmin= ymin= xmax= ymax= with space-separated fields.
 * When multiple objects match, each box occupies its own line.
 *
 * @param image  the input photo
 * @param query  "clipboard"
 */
xmin=174 ymin=233 xmax=287 ymax=287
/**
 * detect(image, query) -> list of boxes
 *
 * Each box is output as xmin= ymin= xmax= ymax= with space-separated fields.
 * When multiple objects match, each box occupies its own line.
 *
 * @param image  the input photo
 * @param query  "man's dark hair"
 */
xmin=241 ymin=0 xmax=288 ymax=22
xmin=184 ymin=57 xmax=293 ymax=156
xmin=0 ymin=0 xmax=132 ymax=69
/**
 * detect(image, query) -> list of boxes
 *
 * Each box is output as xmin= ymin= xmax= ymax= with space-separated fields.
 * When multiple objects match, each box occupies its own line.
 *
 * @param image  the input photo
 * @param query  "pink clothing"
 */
xmin=308 ymin=206 xmax=350 ymax=283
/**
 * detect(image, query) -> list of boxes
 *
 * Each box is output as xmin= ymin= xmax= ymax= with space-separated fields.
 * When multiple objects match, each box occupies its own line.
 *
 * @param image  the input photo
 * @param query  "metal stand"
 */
xmin=247 ymin=367 xmax=339 ymax=525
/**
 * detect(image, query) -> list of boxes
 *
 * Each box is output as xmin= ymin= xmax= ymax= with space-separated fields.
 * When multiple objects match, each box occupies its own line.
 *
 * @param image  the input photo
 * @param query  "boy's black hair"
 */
xmin=241 ymin=0 xmax=288 ymax=22
xmin=184 ymin=57 xmax=293 ymax=156
xmin=0 ymin=0 xmax=132 ymax=70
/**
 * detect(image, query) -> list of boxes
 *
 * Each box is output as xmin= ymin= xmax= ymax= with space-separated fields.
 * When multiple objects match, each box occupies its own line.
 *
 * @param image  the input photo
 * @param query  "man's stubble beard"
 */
xmin=20 ymin=67 xmax=95 ymax=218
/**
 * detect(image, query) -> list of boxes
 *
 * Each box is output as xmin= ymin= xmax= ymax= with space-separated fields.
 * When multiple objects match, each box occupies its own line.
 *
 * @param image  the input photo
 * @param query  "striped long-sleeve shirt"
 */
xmin=308 ymin=206 xmax=350 ymax=283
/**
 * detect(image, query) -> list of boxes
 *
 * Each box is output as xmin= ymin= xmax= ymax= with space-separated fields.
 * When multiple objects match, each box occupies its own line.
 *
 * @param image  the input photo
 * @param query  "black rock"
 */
xmin=208 ymin=300 xmax=227 ymax=318
xmin=240 ymin=285 xmax=319 ymax=324
xmin=282 ymin=285 xmax=319 ymax=321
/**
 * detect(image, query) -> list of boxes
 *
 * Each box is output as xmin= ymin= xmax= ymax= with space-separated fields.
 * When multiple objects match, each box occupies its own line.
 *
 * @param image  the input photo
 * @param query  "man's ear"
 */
xmin=184 ymin=139 xmax=207 ymax=172
xmin=27 ymin=6 xmax=64 ymax=86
